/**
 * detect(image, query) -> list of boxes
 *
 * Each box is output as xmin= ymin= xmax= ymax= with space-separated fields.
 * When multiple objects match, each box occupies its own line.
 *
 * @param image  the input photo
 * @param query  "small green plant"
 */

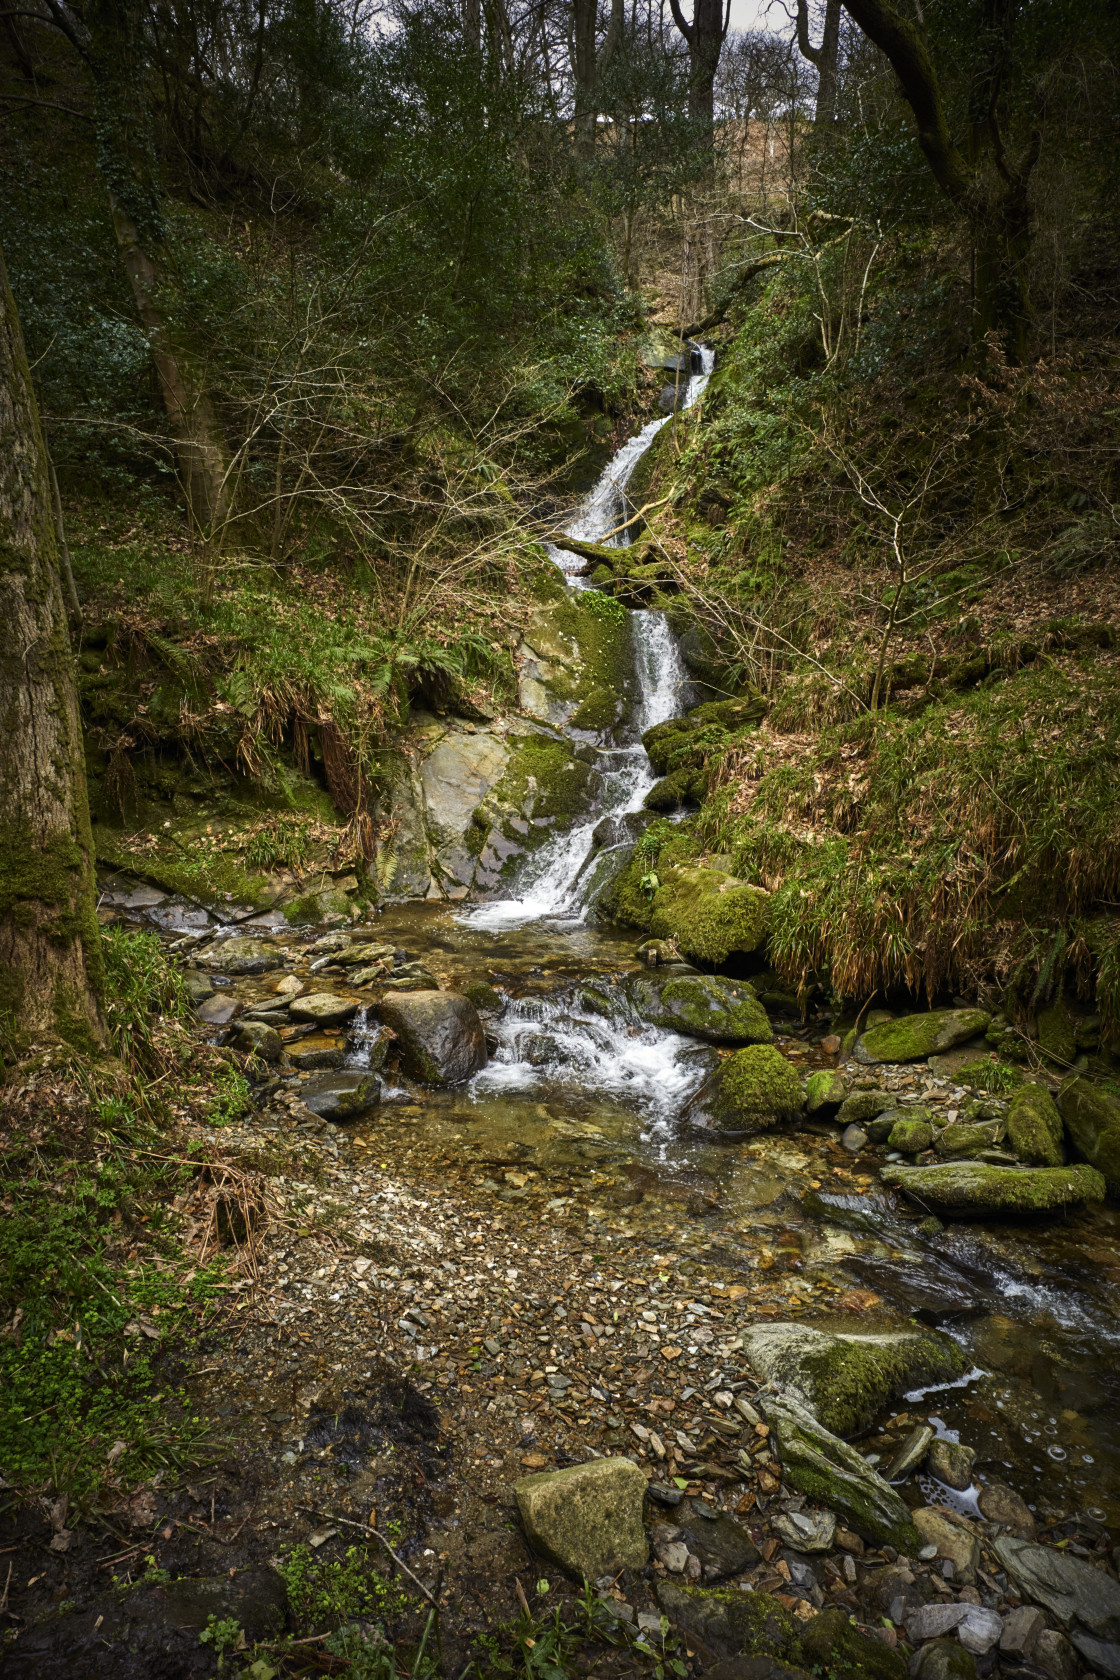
xmin=278 ymin=1542 xmax=411 ymax=1631
xmin=102 ymin=925 xmax=189 ymax=1073
xmin=207 ymin=1065 xmax=252 ymax=1126
xmin=198 ymin=1613 xmax=244 ymax=1668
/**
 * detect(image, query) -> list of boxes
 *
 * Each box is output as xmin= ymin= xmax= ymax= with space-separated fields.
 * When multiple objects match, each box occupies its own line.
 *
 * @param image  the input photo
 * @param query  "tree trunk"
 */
xmin=571 ymin=0 xmax=624 ymax=160
xmin=668 ymin=0 xmax=730 ymax=140
xmin=796 ymin=0 xmax=841 ymax=126
xmin=110 ymin=201 xmax=233 ymax=542
xmin=0 ymin=248 xmax=106 ymax=1053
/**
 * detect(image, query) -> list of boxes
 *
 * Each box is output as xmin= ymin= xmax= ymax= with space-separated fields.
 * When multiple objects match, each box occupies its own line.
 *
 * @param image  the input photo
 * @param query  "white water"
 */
xmin=465 ymin=347 xmax=714 ymax=930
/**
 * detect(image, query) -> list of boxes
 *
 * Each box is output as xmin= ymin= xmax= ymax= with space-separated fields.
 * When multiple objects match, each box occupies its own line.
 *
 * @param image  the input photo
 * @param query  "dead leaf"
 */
xmin=106 ymin=1441 xmax=128 ymax=1467
xmin=308 ymin=1526 xmax=337 ymax=1548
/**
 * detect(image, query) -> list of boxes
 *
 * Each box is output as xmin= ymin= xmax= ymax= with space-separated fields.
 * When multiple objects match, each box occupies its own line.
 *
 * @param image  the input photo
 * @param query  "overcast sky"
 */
xmin=726 ymin=0 xmax=792 ymax=35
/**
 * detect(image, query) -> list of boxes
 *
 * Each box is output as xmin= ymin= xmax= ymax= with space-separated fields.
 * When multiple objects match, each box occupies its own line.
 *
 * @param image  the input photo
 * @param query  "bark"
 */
xmin=796 ymin=0 xmax=841 ymax=126
xmin=0 ymin=247 xmax=106 ymax=1052
xmin=110 ymin=200 xmax=233 ymax=541
xmin=667 ymin=0 xmax=731 ymax=135
xmin=571 ymin=0 xmax=624 ymax=159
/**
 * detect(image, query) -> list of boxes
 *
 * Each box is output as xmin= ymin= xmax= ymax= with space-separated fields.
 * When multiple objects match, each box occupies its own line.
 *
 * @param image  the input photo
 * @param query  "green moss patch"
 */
xmin=647 ymin=865 xmax=771 ymax=964
xmin=707 ymin=1043 xmax=802 ymax=1132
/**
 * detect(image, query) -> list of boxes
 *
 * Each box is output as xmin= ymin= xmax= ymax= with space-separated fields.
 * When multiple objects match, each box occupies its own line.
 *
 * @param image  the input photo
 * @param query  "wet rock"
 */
xmin=300 ymin=1071 xmax=381 ymax=1120
xmin=1056 ymin=1077 xmax=1120 ymax=1195
xmin=1032 ymin=1628 xmax=1079 ymax=1680
xmin=636 ymin=938 xmax=676 ymax=966
xmin=216 ymin=936 xmax=283 ymax=974
xmin=880 ymin=1160 xmax=1105 ymax=1213
xmin=675 ymin=1503 xmax=760 ymax=1581
xmin=976 ymin=1482 xmax=1035 ymax=1539
xmin=761 ymin=1392 xmax=920 ymax=1552
xmin=999 ymin=1607 xmax=1047 ymax=1661
xmin=1071 ymin=1631 xmax=1120 ymax=1677
xmin=836 ymin=1091 xmax=895 ymax=1127
xmin=771 ymin=1507 xmax=836 ymax=1552
xmin=231 ymin=1020 xmax=282 ymax=1061
xmin=197 ymin=992 xmax=239 ymax=1025
xmin=910 ymin=1642 xmax=977 ymax=1680
xmin=854 ymin=1010 xmax=991 ymax=1065
xmin=290 ymin=1042 xmax=345 ymax=1071
xmin=183 ymin=969 xmax=214 ymax=1003
xmin=805 ymin=1069 xmax=848 ymax=1113
xmin=841 ymin=1123 xmax=868 ymax=1152
xmin=888 ymin=1117 xmax=934 ymax=1152
xmin=924 ymin=1439 xmax=975 ymax=1490
xmin=513 ymin=1455 xmax=648 ymax=1579
xmin=703 ymin=1661 xmax=811 ymax=1680
xmin=1006 ymin=1082 xmax=1064 ymax=1166
xmin=289 ymin=992 xmax=360 ymax=1026
xmin=743 ymin=1322 xmax=963 ymax=1436
xmin=801 ymin=1186 xmax=896 ymax=1238
xmin=912 ymin=1508 xmax=980 ymax=1582
xmin=648 ymin=1481 xmax=686 ymax=1507
xmin=840 ymin=1254 xmax=978 ymax=1318
xmin=462 ymin=981 xmax=504 ymax=1014
xmin=627 ymin=972 xmax=772 ymax=1044
xmin=934 ymin=1122 xmax=1003 ymax=1159
xmin=883 ymin=1424 xmax=935 ymax=1482
xmin=694 ymin=1044 xmax=803 ymax=1134
xmin=993 ymin=1535 xmax=1120 ymax=1640
xmin=379 ymin=990 xmax=487 ymax=1084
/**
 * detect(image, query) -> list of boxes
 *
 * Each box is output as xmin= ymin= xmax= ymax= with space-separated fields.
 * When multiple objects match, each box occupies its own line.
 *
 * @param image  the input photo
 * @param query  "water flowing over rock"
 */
xmin=742 ymin=1322 xmax=964 ymax=1436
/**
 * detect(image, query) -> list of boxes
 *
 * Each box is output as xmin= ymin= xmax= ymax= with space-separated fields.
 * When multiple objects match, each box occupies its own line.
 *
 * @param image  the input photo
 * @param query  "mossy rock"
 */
xmin=1056 ymin=1077 xmax=1120 ymax=1195
xmin=836 ymin=1090 xmax=894 ymax=1126
xmin=743 ymin=1321 xmax=965 ymax=1437
xmin=797 ymin=1607 xmax=908 ymax=1680
xmin=703 ymin=1044 xmax=803 ymax=1133
xmin=805 ymin=1069 xmax=848 ymax=1113
xmin=626 ymin=973 xmax=772 ymax=1045
xmin=934 ymin=1121 xmax=1003 ymax=1158
xmin=648 ymin=865 xmax=770 ymax=964
xmin=569 ymin=686 xmax=621 ymax=732
xmin=881 ymin=1160 xmax=1106 ymax=1212
xmin=1037 ymin=1000 xmax=1077 ymax=1066
xmin=517 ymin=591 xmax=635 ymax=731
xmin=1006 ymin=1083 xmax=1064 ymax=1166
xmin=462 ymin=981 xmax=504 ymax=1014
xmin=762 ymin=1392 xmax=921 ymax=1553
xmin=854 ymin=1009 xmax=991 ymax=1064
xmin=889 ymin=1117 xmax=934 ymax=1152
xmin=283 ymin=887 xmax=353 ymax=925
xmin=656 ymin=1582 xmax=905 ymax=1680
xmin=643 ymin=767 xmax=705 ymax=811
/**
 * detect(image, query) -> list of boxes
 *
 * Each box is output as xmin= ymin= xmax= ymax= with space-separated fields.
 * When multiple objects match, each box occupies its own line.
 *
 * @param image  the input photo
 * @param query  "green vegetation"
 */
xmin=707 ymin=1044 xmax=803 ymax=1132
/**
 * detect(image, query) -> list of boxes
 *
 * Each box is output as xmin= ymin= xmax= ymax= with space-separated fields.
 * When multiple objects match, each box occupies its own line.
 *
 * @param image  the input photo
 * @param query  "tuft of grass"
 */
xmin=102 ymin=925 xmax=189 ymax=1074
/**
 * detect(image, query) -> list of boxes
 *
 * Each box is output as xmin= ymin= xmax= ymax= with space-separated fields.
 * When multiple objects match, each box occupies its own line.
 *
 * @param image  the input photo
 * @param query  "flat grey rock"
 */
xmin=994 ymin=1536 xmax=1120 ymax=1640
xmin=300 ymin=1071 xmax=380 ymax=1121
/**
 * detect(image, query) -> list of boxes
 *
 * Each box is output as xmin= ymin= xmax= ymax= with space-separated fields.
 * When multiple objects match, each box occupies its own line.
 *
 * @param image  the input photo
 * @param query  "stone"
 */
xmin=655 ymin=1579 xmax=799 ymax=1665
xmin=674 ymin=1505 xmax=759 ymax=1582
xmin=692 ymin=1045 xmax=803 ymax=1134
xmin=999 ymin=1607 xmax=1047 ymax=1661
xmin=196 ymin=992 xmax=239 ymax=1025
xmin=1033 ymin=1629 xmax=1079 ymax=1680
xmin=378 ymin=990 xmax=487 ymax=1084
xmin=836 ymin=1091 xmax=895 ymax=1126
xmin=761 ymin=1392 xmax=919 ymax=1552
xmin=421 ymin=729 xmax=510 ymax=856
xmin=771 ymin=1508 xmax=836 ymax=1552
xmin=910 ymin=1641 xmax=977 ymax=1680
xmin=905 ymin=1604 xmax=970 ymax=1643
xmin=290 ymin=1042 xmax=345 ymax=1071
xmin=231 ymin=1020 xmax=282 ymax=1062
xmin=1037 ymin=1001 xmax=1077 ymax=1066
xmin=841 ymin=1124 xmax=868 ymax=1152
xmin=1006 ymin=1083 xmax=1065 ymax=1166
xmin=976 ymin=1482 xmax=1035 ymax=1539
xmin=804 ymin=1069 xmax=848 ymax=1113
xmin=373 ymin=749 xmax=431 ymax=899
xmin=636 ymin=938 xmax=676 ymax=966
xmin=924 ymin=1439 xmax=975 ymax=1490
xmin=627 ymin=973 xmax=772 ymax=1045
xmin=912 ymin=1509 xmax=979 ymax=1583
xmin=648 ymin=1481 xmax=686 ymax=1507
xmin=513 ymin=1456 xmax=648 ymax=1580
xmin=646 ymin=866 xmax=771 ymax=965
xmin=854 ymin=1010 xmax=991 ymax=1065
xmin=288 ymin=992 xmax=360 ymax=1026
xmin=888 ymin=1117 xmax=934 ymax=1152
xmin=801 ymin=1187 xmax=896 ymax=1238
xmin=880 ymin=1160 xmax=1105 ymax=1213
xmin=993 ymin=1536 xmax=1120 ymax=1640
xmin=957 ymin=1608 xmax=1003 ymax=1655
xmin=299 ymin=1071 xmax=380 ymax=1121
xmin=462 ymin=981 xmax=504 ymax=1014
xmin=214 ymin=936 xmax=282 ymax=975
xmin=1056 ymin=1077 xmax=1120 ymax=1195
xmin=796 ymin=1606 xmax=908 ymax=1680
xmin=882 ymin=1424 xmax=935 ymax=1483
xmin=1071 ymin=1632 xmax=1120 ymax=1678
xmin=183 ymin=970 xmax=214 ymax=1003
xmin=742 ymin=1322 xmax=964 ymax=1436
xmin=934 ymin=1122 xmax=1003 ymax=1158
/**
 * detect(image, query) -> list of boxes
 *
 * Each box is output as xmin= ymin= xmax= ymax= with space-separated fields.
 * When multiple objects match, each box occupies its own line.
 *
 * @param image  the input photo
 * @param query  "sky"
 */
xmin=726 ymin=0 xmax=792 ymax=35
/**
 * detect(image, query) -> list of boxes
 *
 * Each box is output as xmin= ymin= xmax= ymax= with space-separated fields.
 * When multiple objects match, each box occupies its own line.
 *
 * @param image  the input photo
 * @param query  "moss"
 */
xmin=935 ymin=1121 xmax=1003 ymax=1157
xmin=805 ymin=1068 xmax=848 ymax=1112
xmin=835 ymin=1091 xmax=894 ymax=1126
xmin=765 ymin=1394 xmax=921 ymax=1552
xmin=492 ymin=735 xmax=594 ymax=828
xmin=1056 ymin=1077 xmax=1120 ymax=1194
xmin=856 ymin=1008 xmax=991 ymax=1064
xmin=751 ymin=1324 xmax=965 ymax=1437
xmin=655 ymin=1579 xmax=799 ymax=1665
xmin=709 ymin=1044 xmax=802 ymax=1132
xmin=649 ymin=865 xmax=770 ymax=963
xmin=95 ymin=832 xmax=271 ymax=910
xmin=644 ymin=767 xmax=704 ymax=811
xmin=629 ymin=974 xmax=772 ymax=1044
xmin=283 ymin=888 xmax=352 ymax=925
xmin=797 ymin=1608 xmax=908 ymax=1680
xmin=888 ymin=1117 xmax=933 ymax=1152
xmin=462 ymin=981 xmax=503 ymax=1013
xmin=1037 ymin=1000 xmax=1077 ymax=1066
xmin=882 ymin=1159 xmax=1106 ymax=1211
xmin=569 ymin=686 xmax=619 ymax=732
xmin=523 ymin=589 xmax=633 ymax=723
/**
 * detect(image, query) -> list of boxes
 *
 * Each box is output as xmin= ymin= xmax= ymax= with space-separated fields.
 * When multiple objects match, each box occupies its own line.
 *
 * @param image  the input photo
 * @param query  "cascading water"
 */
xmin=465 ymin=347 xmax=714 ymax=930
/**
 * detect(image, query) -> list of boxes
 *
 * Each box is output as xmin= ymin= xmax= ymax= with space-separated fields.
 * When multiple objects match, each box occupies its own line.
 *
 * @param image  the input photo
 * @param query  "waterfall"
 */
xmin=464 ymin=347 xmax=713 ymax=929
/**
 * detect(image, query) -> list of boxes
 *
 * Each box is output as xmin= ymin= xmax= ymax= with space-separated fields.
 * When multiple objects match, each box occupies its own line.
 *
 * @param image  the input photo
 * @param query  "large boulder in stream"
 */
xmin=626 ymin=972 xmax=772 ymax=1044
xmin=1057 ymin=1077 xmax=1120 ymax=1195
xmin=742 ymin=1322 xmax=965 ymax=1436
xmin=881 ymin=1159 xmax=1105 ymax=1213
xmin=689 ymin=1044 xmax=802 ymax=1134
xmin=853 ymin=1008 xmax=991 ymax=1064
xmin=378 ymin=989 xmax=487 ymax=1084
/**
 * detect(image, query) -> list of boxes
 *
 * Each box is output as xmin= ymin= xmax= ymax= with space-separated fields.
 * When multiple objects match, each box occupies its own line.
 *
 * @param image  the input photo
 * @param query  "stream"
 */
xmin=113 ymin=345 xmax=1120 ymax=1538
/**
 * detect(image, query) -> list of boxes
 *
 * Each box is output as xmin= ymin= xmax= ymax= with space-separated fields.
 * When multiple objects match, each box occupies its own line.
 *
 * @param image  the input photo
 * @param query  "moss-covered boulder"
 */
xmin=517 ymin=591 xmax=635 ymax=733
xmin=695 ymin=1044 xmax=803 ymax=1133
xmin=889 ymin=1116 xmax=934 ymax=1152
xmin=762 ymin=1392 xmax=921 ymax=1553
xmin=648 ymin=865 xmax=770 ymax=964
xmin=934 ymin=1121 xmax=1003 ymax=1157
xmin=462 ymin=981 xmax=504 ymax=1014
xmin=881 ymin=1160 xmax=1106 ymax=1212
xmin=742 ymin=1322 xmax=965 ymax=1436
xmin=513 ymin=1456 xmax=647 ymax=1579
xmin=1056 ymin=1077 xmax=1120 ymax=1194
xmin=627 ymin=973 xmax=772 ymax=1044
xmin=643 ymin=766 xmax=706 ymax=811
xmin=836 ymin=1090 xmax=894 ymax=1126
xmin=805 ymin=1068 xmax=849 ymax=1113
xmin=655 ymin=1583 xmax=906 ymax=1680
xmin=1037 ymin=1000 xmax=1077 ymax=1066
xmin=854 ymin=1009 xmax=991 ymax=1064
xmin=797 ymin=1608 xmax=909 ymax=1680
